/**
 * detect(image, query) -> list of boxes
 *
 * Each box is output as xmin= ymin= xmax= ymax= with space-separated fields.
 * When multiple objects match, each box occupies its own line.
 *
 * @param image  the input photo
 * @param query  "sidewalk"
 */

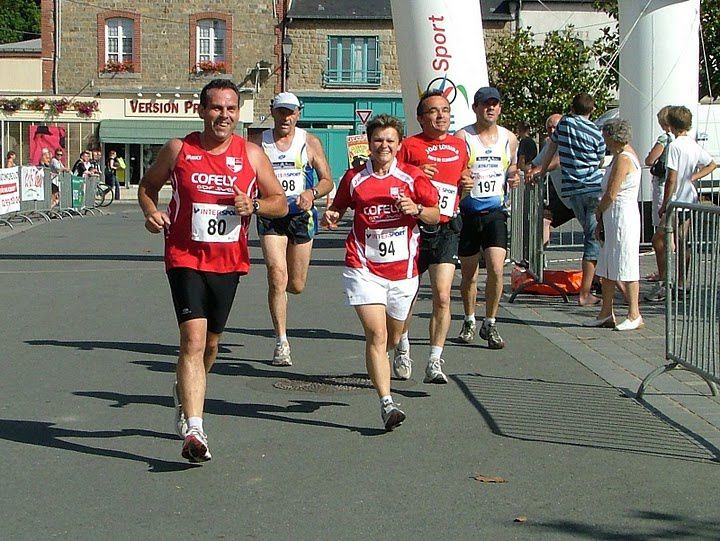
xmin=501 ymin=247 xmax=720 ymax=452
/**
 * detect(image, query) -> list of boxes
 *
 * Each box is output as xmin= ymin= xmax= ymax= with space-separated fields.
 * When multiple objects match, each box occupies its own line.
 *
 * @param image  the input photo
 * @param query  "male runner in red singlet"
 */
xmin=138 ymin=79 xmax=287 ymax=463
xmin=393 ymin=90 xmax=472 ymax=383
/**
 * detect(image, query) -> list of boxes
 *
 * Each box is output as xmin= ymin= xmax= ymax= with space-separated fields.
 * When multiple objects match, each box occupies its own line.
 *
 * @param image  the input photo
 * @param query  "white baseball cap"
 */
xmin=272 ymin=92 xmax=301 ymax=110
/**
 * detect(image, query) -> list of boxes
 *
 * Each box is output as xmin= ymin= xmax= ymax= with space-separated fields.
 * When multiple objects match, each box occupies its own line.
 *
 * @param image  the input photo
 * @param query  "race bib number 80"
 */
xmin=365 ymin=227 xmax=409 ymax=263
xmin=191 ymin=203 xmax=241 ymax=243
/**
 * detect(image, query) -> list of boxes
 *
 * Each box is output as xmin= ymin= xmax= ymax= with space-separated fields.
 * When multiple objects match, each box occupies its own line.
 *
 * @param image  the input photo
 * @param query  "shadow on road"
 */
xmin=454 ymin=373 xmax=720 ymax=463
xmin=0 ymin=419 xmax=194 ymax=473
xmin=73 ymin=391 xmax=384 ymax=436
xmin=531 ymin=510 xmax=720 ymax=539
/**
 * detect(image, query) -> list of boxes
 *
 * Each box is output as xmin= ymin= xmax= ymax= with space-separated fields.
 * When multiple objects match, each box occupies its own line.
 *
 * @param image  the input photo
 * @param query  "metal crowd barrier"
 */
xmin=637 ymin=201 xmax=720 ymax=398
xmin=508 ymin=175 xmax=570 ymax=302
xmin=0 ymin=167 xmax=103 ymax=229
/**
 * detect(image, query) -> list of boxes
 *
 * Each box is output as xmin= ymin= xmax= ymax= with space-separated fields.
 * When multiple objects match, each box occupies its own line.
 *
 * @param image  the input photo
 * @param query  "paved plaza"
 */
xmin=1 ymin=204 xmax=719 ymax=540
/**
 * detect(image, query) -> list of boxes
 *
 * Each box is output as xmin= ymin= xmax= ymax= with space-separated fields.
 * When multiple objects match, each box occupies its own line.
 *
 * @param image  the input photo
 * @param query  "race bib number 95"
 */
xmin=365 ymin=227 xmax=409 ymax=263
xmin=432 ymin=181 xmax=458 ymax=217
xmin=191 ymin=203 xmax=241 ymax=243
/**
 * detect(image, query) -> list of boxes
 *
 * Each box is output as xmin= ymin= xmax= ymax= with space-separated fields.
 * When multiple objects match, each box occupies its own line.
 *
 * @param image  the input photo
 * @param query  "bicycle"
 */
xmin=94 ymin=182 xmax=114 ymax=207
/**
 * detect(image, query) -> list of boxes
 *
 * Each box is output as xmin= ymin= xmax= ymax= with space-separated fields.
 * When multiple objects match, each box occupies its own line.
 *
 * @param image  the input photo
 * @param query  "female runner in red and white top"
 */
xmin=321 ymin=114 xmax=439 ymax=431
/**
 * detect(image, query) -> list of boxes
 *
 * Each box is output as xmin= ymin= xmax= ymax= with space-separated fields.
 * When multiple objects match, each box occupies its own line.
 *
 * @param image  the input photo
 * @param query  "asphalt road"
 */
xmin=1 ymin=207 xmax=718 ymax=540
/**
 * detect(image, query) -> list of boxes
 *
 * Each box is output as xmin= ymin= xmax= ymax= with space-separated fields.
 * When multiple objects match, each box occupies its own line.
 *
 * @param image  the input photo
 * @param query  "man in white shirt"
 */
xmin=645 ymin=105 xmax=717 ymax=302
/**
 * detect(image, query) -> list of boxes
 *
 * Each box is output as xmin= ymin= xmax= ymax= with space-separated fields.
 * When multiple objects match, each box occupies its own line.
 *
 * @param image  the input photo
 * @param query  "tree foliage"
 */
xmin=487 ymin=28 xmax=614 ymax=136
xmin=700 ymin=0 xmax=720 ymax=98
xmin=0 ymin=0 xmax=41 ymax=45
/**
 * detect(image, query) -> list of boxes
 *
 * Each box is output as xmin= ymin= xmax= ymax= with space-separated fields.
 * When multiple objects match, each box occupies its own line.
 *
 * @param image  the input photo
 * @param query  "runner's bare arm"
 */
xmin=246 ymin=142 xmax=288 ymax=218
xmin=507 ymin=132 xmax=521 ymax=188
xmin=296 ymin=134 xmax=335 ymax=211
xmin=138 ymin=139 xmax=182 ymax=233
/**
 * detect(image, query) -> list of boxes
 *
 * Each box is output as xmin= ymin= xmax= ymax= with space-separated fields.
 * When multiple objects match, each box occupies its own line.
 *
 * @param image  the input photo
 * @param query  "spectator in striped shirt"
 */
xmin=538 ymin=93 xmax=606 ymax=306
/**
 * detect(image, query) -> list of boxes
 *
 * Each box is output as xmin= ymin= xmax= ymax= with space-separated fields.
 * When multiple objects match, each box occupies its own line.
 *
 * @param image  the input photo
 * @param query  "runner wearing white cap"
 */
xmin=250 ymin=92 xmax=334 ymax=366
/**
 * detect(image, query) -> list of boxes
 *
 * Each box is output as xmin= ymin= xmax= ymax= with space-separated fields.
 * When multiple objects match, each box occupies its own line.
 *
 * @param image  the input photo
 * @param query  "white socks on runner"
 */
xmin=397 ymin=332 xmax=410 ymax=353
xmin=187 ymin=416 xmax=203 ymax=433
xmin=429 ymin=345 xmax=443 ymax=361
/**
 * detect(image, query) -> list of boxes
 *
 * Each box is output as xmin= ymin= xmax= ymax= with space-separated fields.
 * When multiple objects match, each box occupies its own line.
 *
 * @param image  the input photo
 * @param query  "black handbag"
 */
xmin=650 ymin=159 xmax=666 ymax=178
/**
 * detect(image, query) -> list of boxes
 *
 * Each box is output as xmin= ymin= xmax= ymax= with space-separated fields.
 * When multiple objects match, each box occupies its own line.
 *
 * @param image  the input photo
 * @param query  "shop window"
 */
xmin=324 ymin=36 xmax=381 ymax=87
xmin=97 ymin=11 xmax=141 ymax=74
xmin=190 ymin=13 xmax=232 ymax=75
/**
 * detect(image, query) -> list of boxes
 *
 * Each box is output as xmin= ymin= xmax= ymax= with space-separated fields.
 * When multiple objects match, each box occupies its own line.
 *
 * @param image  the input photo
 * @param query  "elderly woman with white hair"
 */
xmin=585 ymin=118 xmax=643 ymax=331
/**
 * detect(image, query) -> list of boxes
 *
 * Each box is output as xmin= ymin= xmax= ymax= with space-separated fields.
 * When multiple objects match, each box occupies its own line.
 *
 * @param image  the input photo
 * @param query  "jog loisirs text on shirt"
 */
xmin=333 ymin=159 xmax=439 ymax=280
xmin=165 ymin=132 xmax=258 ymax=274
xmin=397 ymin=133 xmax=467 ymax=223
xmin=551 ymin=114 xmax=606 ymax=198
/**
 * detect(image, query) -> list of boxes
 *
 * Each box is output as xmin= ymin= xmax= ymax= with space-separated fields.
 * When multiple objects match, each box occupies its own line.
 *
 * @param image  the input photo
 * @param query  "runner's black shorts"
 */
xmin=257 ymin=208 xmax=318 ymax=245
xmin=418 ymin=215 xmax=462 ymax=274
xmin=458 ymin=209 xmax=508 ymax=257
xmin=166 ymin=267 xmax=240 ymax=334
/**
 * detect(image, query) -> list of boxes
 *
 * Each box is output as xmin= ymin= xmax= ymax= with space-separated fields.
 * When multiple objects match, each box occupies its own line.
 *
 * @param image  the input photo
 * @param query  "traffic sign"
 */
xmin=356 ymin=109 xmax=373 ymax=124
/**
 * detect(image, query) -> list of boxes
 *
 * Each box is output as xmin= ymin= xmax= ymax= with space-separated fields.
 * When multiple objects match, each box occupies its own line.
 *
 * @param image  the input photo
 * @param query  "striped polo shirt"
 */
xmin=551 ymin=114 xmax=605 ymax=197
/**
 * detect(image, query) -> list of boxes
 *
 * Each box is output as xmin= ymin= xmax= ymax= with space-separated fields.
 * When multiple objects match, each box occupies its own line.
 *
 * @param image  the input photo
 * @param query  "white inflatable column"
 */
xmin=390 ymin=0 xmax=489 ymax=134
xmin=619 ymin=0 xmax=700 ymax=200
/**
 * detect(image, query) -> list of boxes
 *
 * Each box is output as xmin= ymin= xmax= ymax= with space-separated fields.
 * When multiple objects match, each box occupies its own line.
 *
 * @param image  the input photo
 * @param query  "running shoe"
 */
xmin=423 ymin=358 xmax=448 ymax=384
xmin=181 ymin=427 xmax=212 ymax=463
xmin=172 ymin=381 xmax=188 ymax=438
xmin=479 ymin=322 xmax=505 ymax=349
xmin=272 ymin=342 xmax=292 ymax=366
xmin=381 ymin=401 xmax=406 ymax=431
xmin=644 ymin=282 xmax=666 ymax=303
xmin=458 ymin=320 xmax=476 ymax=344
xmin=392 ymin=350 xmax=413 ymax=380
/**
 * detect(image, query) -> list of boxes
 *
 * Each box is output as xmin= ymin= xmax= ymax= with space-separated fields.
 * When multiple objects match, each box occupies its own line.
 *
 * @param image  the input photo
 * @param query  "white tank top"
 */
xmin=262 ymin=127 xmax=313 ymax=213
xmin=462 ymin=125 xmax=512 ymax=212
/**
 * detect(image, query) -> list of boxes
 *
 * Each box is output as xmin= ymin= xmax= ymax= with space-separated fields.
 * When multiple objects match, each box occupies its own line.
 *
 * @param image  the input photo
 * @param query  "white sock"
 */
xmin=380 ymin=395 xmax=393 ymax=406
xmin=276 ymin=335 xmax=288 ymax=346
xmin=484 ymin=317 xmax=496 ymax=327
xmin=187 ymin=416 xmax=203 ymax=433
xmin=397 ymin=332 xmax=410 ymax=353
xmin=429 ymin=346 xmax=443 ymax=360
xmin=464 ymin=314 xmax=476 ymax=324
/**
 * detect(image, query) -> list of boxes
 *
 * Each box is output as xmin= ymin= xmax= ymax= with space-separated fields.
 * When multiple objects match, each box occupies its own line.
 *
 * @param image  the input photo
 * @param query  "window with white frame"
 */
xmin=325 ymin=36 xmax=380 ymax=86
xmin=197 ymin=19 xmax=226 ymax=63
xmin=105 ymin=18 xmax=133 ymax=64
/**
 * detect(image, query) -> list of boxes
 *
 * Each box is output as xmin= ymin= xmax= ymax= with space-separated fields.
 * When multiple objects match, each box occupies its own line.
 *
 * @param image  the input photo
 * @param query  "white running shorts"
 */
xmin=342 ymin=267 xmax=418 ymax=321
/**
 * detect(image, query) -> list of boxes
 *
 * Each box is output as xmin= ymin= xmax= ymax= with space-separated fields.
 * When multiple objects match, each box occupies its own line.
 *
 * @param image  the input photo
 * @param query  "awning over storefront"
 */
xmin=99 ymin=120 xmax=204 ymax=144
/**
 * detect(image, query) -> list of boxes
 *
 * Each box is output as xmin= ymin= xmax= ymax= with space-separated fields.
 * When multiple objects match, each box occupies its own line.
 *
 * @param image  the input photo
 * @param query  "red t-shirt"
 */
xmin=397 ymin=133 xmax=468 ymax=223
xmin=333 ymin=159 xmax=438 ymax=280
xmin=165 ymin=132 xmax=257 ymax=274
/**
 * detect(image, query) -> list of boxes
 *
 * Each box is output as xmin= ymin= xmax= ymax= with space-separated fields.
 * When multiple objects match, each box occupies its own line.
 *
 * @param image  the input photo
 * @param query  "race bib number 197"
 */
xmin=365 ymin=227 xmax=409 ymax=263
xmin=191 ymin=203 xmax=241 ymax=243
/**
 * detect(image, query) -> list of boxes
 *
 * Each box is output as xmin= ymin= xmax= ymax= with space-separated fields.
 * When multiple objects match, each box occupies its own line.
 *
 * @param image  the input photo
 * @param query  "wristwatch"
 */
xmin=252 ymin=199 xmax=260 ymax=214
xmin=414 ymin=204 xmax=424 ymax=217
xmin=311 ymin=187 xmax=320 ymax=199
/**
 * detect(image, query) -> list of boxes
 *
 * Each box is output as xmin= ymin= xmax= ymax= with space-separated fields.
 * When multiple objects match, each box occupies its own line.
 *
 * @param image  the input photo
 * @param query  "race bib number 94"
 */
xmin=365 ymin=227 xmax=409 ymax=263
xmin=191 ymin=203 xmax=241 ymax=243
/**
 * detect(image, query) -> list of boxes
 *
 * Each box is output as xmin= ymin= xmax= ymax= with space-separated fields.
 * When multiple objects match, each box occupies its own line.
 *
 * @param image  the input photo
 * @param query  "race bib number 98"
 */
xmin=365 ymin=227 xmax=409 ymax=263
xmin=432 ymin=181 xmax=458 ymax=217
xmin=276 ymin=170 xmax=304 ymax=197
xmin=191 ymin=203 xmax=241 ymax=243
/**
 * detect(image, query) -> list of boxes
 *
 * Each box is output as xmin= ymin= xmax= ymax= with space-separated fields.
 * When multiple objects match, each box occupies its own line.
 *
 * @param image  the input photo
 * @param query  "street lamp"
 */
xmin=282 ymin=35 xmax=293 ymax=91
